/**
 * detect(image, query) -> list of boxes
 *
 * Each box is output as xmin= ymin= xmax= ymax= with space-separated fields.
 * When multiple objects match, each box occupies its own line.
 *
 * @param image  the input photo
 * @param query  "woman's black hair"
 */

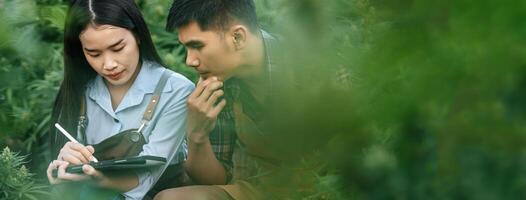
xmin=50 ymin=0 xmax=164 ymax=156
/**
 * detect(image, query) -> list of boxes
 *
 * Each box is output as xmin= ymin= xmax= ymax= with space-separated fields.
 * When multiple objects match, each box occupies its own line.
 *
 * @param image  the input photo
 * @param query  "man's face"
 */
xmin=178 ymin=21 xmax=238 ymax=80
xmin=80 ymin=24 xmax=141 ymax=87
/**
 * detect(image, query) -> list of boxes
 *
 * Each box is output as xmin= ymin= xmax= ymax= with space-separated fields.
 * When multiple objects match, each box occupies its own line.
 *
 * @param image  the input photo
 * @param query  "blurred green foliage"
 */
xmin=0 ymin=0 xmax=63 ymax=156
xmin=260 ymin=0 xmax=526 ymax=199
xmin=1 ymin=0 xmax=525 ymax=199
xmin=0 ymin=147 xmax=49 ymax=200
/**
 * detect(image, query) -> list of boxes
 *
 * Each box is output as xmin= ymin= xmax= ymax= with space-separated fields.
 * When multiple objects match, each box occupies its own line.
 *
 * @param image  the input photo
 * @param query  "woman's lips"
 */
xmin=108 ymin=71 xmax=123 ymax=80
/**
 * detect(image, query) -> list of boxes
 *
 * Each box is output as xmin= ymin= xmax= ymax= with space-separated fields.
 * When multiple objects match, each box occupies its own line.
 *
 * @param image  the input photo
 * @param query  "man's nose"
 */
xmin=185 ymin=52 xmax=199 ymax=68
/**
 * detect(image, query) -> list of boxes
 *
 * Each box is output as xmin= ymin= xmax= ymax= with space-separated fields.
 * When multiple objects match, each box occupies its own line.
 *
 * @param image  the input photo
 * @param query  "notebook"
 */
xmin=52 ymin=155 xmax=166 ymax=177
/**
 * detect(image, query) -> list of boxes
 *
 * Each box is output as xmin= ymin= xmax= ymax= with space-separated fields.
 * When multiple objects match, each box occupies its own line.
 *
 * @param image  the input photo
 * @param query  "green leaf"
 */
xmin=40 ymin=5 xmax=67 ymax=32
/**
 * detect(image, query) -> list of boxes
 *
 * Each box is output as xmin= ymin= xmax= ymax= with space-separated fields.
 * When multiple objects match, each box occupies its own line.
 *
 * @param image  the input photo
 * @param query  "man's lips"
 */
xmin=198 ymin=71 xmax=210 ymax=76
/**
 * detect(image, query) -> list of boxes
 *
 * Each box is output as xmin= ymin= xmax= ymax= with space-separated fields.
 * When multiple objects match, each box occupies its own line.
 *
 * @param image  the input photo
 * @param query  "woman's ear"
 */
xmin=230 ymin=25 xmax=248 ymax=50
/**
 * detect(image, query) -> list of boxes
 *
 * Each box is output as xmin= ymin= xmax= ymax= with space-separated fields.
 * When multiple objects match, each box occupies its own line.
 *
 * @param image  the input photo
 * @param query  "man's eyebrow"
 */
xmin=183 ymin=40 xmax=203 ymax=47
xmin=84 ymin=39 xmax=124 ymax=52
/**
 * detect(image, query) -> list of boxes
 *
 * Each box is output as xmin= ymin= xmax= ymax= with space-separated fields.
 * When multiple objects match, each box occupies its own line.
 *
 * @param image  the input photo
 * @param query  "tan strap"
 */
xmin=142 ymin=70 xmax=171 ymax=121
xmin=138 ymin=70 xmax=171 ymax=132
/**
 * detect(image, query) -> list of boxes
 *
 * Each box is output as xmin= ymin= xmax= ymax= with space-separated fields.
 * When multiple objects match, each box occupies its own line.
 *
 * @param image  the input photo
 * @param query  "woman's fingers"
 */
xmin=47 ymin=160 xmax=67 ymax=184
xmin=61 ymin=153 xmax=83 ymax=165
xmin=58 ymin=142 xmax=96 ymax=164
xmin=86 ymin=145 xmax=95 ymax=154
xmin=48 ymin=160 xmax=102 ymax=184
xmin=68 ymin=143 xmax=94 ymax=163
xmin=57 ymin=162 xmax=88 ymax=181
xmin=82 ymin=165 xmax=104 ymax=181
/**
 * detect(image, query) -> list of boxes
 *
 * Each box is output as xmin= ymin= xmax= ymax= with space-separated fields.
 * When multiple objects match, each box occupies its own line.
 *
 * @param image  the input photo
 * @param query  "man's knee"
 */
xmin=154 ymin=186 xmax=231 ymax=200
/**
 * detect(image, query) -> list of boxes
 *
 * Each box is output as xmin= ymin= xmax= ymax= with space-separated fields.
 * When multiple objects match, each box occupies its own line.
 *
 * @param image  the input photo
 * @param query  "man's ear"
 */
xmin=229 ymin=25 xmax=248 ymax=50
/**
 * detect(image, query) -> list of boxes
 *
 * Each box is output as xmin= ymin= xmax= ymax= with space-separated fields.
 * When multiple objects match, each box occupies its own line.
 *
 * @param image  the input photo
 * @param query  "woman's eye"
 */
xmin=113 ymin=46 xmax=125 ymax=52
xmin=89 ymin=54 xmax=100 ymax=57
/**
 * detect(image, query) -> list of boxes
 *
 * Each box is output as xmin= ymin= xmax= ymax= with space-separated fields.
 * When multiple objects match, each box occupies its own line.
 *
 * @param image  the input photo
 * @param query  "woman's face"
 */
xmin=79 ymin=24 xmax=140 ymax=88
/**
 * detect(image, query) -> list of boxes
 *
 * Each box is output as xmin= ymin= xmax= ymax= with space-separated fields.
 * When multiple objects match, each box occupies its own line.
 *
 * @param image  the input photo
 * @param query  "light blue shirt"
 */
xmin=84 ymin=60 xmax=194 ymax=199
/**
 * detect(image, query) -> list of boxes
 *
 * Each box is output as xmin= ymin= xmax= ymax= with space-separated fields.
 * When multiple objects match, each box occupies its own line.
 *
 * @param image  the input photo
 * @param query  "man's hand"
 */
xmin=186 ymin=76 xmax=227 ymax=144
xmin=57 ymin=141 xmax=96 ymax=165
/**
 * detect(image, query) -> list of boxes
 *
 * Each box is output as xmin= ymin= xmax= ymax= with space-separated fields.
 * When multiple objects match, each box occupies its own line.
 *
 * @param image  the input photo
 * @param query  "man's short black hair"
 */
xmin=166 ymin=0 xmax=259 ymax=33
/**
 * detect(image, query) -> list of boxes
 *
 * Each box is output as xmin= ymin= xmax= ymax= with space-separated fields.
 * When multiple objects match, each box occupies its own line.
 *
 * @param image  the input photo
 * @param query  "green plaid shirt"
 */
xmin=209 ymin=30 xmax=275 ymax=182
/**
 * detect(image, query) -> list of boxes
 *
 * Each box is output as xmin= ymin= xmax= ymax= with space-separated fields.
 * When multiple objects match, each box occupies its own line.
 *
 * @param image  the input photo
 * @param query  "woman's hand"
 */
xmin=57 ymin=142 xmax=96 ymax=165
xmin=46 ymin=160 xmax=106 ymax=184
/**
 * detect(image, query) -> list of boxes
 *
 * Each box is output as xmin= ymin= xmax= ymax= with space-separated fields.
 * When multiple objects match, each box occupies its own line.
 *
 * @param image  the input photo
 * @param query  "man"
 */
xmin=155 ymin=0 xmax=278 ymax=199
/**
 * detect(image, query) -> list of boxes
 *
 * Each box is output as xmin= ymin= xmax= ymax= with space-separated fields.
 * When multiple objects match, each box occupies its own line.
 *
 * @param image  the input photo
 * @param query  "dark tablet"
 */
xmin=52 ymin=155 xmax=166 ymax=177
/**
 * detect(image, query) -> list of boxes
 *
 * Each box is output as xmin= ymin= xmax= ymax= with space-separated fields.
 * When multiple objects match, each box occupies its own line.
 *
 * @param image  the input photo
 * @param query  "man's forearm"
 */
xmin=184 ymin=76 xmax=229 ymax=185
xmin=185 ymin=138 xmax=227 ymax=185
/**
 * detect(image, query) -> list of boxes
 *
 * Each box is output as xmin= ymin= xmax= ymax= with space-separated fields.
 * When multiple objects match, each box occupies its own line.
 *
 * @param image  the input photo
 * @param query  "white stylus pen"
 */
xmin=54 ymin=123 xmax=99 ymax=163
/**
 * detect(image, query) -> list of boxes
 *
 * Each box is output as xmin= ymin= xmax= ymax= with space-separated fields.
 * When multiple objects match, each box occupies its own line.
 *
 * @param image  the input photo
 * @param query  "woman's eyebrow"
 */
xmin=84 ymin=38 xmax=124 ymax=52
xmin=108 ymin=38 xmax=125 ymax=49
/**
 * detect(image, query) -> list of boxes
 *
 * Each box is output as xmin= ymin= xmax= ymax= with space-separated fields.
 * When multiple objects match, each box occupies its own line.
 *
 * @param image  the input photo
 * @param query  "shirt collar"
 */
xmin=132 ymin=60 xmax=169 ymax=94
xmin=261 ymin=30 xmax=275 ymax=76
xmin=224 ymin=30 xmax=276 ymax=103
xmin=87 ymin=60 xmax=172 ymax=114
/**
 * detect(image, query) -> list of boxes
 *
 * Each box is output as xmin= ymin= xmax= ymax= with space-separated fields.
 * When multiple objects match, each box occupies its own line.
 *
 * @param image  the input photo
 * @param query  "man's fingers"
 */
xmin=189 ymin=77 xmax=208 ymax=100
xmin=197 ymin=81 xmax=223 ymax=103
xmin=205 ymin=90 xmax=224 ymax=110
xmin=209 ymin=99 xmax=227 ymax=118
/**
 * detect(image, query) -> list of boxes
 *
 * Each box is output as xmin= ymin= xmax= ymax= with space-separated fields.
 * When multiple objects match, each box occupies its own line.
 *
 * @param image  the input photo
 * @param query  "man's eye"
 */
xmin=190 ymin=44 xmax=203 ymax=50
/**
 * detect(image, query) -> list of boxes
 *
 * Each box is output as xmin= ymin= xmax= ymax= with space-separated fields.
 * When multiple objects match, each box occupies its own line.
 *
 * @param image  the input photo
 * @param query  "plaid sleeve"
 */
xmin=209 ymin=101 xmax=237 ymax=182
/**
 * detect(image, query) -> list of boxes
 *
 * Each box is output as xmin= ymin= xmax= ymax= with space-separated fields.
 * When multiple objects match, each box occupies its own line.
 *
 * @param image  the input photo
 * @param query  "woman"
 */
xmin=46 ymin=0 xmax=193 ymax=199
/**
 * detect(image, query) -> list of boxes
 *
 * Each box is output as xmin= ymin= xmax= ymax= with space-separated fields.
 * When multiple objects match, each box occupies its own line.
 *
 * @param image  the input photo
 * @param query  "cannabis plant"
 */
xmin=0 ymin=147 xmax=49 ymax=200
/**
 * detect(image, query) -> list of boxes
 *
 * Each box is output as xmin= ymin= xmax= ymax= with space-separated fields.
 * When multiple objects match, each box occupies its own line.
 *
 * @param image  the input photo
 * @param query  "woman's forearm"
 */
xmin=98 ymin=173 xmax=139 ymax=192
